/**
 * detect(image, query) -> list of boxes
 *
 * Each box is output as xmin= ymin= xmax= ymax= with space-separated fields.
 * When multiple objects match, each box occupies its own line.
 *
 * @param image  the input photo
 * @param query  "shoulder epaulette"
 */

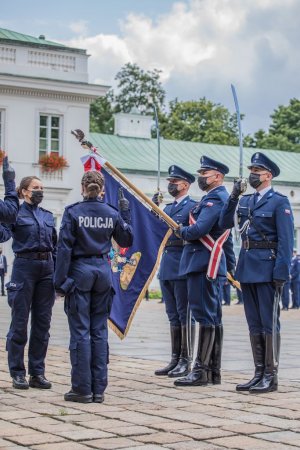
xmin=274 ymin=191 xmax=287 ymax=198
xmin=241 ymin=193 xmax=252 ymax=197
xmin=39 ymin=206 xmax=54 ymax=214
xmin=106 ymin=202 xmax=118 ymax=212
xmin=65 ymin=201 xmax=81 ymax=211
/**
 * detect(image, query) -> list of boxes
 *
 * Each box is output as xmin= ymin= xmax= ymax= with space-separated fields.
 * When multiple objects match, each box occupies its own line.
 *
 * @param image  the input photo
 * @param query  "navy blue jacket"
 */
xmin=0 ymin=180 xmax=19 ymax=224
xmin=179 ymin=186 xmax=235 ymax=277
xmin=219 ymin=188 xmax=294 ymax=283
xmin=54 ymin=198 xmax=133 ymax=292
xmin=159 ymin=196 xmax=196 ymax=280
xmin=291 ymin=256 xmax=300 ymax=282
xmin=0 ymin=202 xmax=57 ymax=256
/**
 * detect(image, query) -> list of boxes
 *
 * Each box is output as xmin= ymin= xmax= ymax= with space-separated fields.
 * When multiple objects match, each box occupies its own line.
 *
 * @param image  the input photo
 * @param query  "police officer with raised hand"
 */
xmin=153 ymin=166 xmax=196 ymax=379
xmin=219 ymin=152 xmax=294 ymax=393
xmin=2 ymin=176 xmax=56 ymax=390
xmin=174 ymin=156 xmax=235 ymax=388
xmin=1 ymin=156 xmax=19 ymax=223
xmin=55 ymin=171 xmax=133 ymax=404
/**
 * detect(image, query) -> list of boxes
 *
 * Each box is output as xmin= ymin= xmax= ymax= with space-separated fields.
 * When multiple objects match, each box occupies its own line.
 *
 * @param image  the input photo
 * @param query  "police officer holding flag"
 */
xmin=219 ymin=152 xmax=294 ymax=393
xmin=174 ymin=156 xmax=235 ymax=387
xmin=55 ymin=171 xmax=133 ymax=403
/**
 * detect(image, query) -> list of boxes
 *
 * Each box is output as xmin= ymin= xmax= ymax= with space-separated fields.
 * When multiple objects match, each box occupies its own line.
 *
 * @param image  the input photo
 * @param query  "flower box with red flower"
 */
xmin=39 ymin=153 xmax=68 ymax=173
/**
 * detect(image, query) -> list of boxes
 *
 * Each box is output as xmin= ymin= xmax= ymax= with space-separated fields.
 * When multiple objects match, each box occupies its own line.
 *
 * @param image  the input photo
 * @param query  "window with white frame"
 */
xmin=39 ymin=114 xmax=61 ymax=158
xmin=0 ymin=110 xmax=4 ymax=150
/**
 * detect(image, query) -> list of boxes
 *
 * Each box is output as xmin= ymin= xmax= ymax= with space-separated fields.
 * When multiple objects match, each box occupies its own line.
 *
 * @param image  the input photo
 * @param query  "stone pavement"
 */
xmin=1 ymin=300 xmax=300 ymax=449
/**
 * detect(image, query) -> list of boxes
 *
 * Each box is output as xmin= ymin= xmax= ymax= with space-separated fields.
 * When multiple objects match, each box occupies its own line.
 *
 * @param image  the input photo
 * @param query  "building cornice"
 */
xmin=0 ymin=85 xmax=98 ymax=103
xmin=0 ymin=73 xmax=109 ymax=101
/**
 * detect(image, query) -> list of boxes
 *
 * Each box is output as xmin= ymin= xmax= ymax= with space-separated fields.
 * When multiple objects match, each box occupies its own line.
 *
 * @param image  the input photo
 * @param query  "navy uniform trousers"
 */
xmin=159 ymin=197 xmax=196 ymax=326
xmin=65 ymin=257 xmax=114 ymax=396
xmin=6 ymin=257 xmax=55 ymax=377
xmin=219 ymin=188 xmax=294 ymax=334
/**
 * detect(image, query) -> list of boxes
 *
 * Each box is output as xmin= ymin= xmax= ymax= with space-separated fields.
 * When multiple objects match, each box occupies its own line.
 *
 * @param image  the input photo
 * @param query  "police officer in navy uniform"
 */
xmin=219 ymin=152 xmax=294 ymax=393
xmin=174 ymin=156 xmax=235 ymax=387
xmin=290 ymin=252 xmax=300 ymax=309
xmin=55 ymin=171 xmax=133 ymax=403
xmin=1 ymin=176 xmax=56 ymax=390
xmin=153 ymin=165 xmax=196 ymax=378
xmin=0 ymin=156 xmax=19 ymax=223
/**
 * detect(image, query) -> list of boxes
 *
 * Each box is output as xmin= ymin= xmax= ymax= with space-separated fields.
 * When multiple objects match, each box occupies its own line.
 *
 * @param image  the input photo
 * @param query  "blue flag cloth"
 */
xmin=103 ymin=168 xmax=172 ymax=339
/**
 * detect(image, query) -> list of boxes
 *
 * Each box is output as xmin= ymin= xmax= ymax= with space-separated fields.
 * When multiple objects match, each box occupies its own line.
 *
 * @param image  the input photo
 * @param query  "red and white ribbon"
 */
xmin=80 ymin=153 xmax=106 ymax=172
xmin=189 ymin=212 xmax=230 ymax=280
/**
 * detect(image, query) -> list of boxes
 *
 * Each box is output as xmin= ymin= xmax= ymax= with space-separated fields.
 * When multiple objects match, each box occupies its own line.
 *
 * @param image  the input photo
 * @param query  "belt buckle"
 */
xmin=244 ymin=239 xmax=250 ymax=250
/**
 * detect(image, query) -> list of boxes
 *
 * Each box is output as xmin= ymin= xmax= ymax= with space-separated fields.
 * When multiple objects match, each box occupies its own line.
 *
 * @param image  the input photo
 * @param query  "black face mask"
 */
xmin=197 ymin=176 xmax=210 ymax=191
xmin=30 ymin=190 xmax=44 ymax=205
xmin=168 ymin=183 xmax=180 ymax=197
xmin=249 ymin=173 xmax=262 ymax=189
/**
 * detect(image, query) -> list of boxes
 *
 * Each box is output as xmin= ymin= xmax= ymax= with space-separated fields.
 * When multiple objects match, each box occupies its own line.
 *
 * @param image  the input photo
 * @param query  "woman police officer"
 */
xmin=1 ymin=176 xmax=57 ymax=390
xmin=54 ymin=171 xmax=133 ymax=404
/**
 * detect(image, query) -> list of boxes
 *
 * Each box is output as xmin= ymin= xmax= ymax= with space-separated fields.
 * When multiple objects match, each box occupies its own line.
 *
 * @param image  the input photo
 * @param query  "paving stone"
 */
xmin=31 ymin=443 xmax=92 ymax=450
xmin=106 ymin=425 xmax=155 ymax=436
xmin=55 ymin=429 xmax=114 ymax=440
xmin=208 ymin=435 xmax=295 ymax=449
xmin=86 ymin=437 xmax=140 ymax=449
xmin=175 ymin=428 xmax=236 ymax=440
xmin=253 ymin=430 xmax=300 ymax=445
xmin=222 ymin=423 xmax=279 ymax=434
xmin=4 ymin=433 xmax=65 ymax=446
xmin=165 ymin=442 xmax=225 ymax=450
xmin=131 ymin=432 xmax=192 ymax=444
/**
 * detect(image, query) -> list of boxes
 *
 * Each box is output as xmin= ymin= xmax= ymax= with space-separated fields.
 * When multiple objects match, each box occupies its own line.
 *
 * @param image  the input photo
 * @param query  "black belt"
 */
xmin=15 ymin=252 xmax=52 ymax=260
xmin=72 ymin=254 xmax=108 ymax=260
xmin=242 ymin=240 xmax=278 ymax=250
xmin=165 ymin=240 xmax=184 ymax=247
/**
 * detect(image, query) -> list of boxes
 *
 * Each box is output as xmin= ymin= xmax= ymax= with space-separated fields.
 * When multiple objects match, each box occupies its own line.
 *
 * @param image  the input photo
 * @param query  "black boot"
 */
xmin=168 ymin=325 xmax=195 ymax=378
xmin=174 ymin=325 xmax=215 ymax=386
xmin=207 ymin=324 xmax=223 ymax=385
xmin=155 ymin=325 xmax=181 ymax=376
xmin=249 ymin=334 xmax=280 ymax=394
xmin=236 ymin=334 xmax=265 ymax=392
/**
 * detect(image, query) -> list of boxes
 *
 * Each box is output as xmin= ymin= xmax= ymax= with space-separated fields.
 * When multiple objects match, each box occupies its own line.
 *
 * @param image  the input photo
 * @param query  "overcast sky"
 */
xmin=1 ymin=0 xmax=300 ymax=134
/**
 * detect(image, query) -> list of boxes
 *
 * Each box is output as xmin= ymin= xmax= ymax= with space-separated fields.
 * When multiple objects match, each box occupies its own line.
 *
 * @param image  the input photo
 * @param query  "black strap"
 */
xmin=165 ymin=240 xmax=184 ymax=247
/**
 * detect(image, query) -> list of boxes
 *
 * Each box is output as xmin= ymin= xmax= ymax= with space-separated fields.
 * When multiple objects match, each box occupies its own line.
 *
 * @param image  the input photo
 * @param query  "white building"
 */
xmin=1 ymin=27 xmax=299 ymax=271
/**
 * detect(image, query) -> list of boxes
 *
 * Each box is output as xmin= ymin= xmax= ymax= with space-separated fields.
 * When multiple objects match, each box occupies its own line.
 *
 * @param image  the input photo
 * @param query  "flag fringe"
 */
xmin=108 ymin=227 xmax=173 ymax=339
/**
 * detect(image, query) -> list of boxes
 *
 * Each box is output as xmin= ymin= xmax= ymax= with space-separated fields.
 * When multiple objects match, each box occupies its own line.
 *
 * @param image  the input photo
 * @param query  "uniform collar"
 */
xmin=175 ymin=194 xmax=189 ymax=205
xmin=255 ymin=185 xmax=272 ymax=199
xmin=23 ymin=201 xmax=38 ymax=211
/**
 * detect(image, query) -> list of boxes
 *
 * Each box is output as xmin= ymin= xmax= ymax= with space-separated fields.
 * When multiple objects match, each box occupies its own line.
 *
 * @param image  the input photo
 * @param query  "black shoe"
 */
xmin=12 ymin=375 xmax=29 ymax=390
xmin=29 ymin=375 xmax=52 ymax=389
xmin=249 ymin=334 xmax=280 ymax=394
xmin=93 ymin=394 xmax=105 ymax=403
xmin=64 ymin=390 xmax=93 ymax=403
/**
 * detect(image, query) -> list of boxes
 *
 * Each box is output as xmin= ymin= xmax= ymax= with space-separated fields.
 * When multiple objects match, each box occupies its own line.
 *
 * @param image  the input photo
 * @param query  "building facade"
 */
xmin=1 ymin=27 xmax=299 ymax=273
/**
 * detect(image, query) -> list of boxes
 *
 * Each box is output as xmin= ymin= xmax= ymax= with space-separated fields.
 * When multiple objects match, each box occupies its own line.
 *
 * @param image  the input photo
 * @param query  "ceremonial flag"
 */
xmin=103 ymin=168 xmax=172 ymax=339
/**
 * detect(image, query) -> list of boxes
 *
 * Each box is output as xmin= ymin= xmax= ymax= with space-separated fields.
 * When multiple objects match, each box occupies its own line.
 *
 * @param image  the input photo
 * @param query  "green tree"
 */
xmin=114 ymin=62 xmax=165 ymax=114
xmin=90 ymin=63 xmax=166 ymax=134
xmin=160 ymin=98 xmax=240 ymax=145
xmin=89 ymin=92 xmax=114 ymax=134
xmin=248 ymin=98 xmax=300 ymax=152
